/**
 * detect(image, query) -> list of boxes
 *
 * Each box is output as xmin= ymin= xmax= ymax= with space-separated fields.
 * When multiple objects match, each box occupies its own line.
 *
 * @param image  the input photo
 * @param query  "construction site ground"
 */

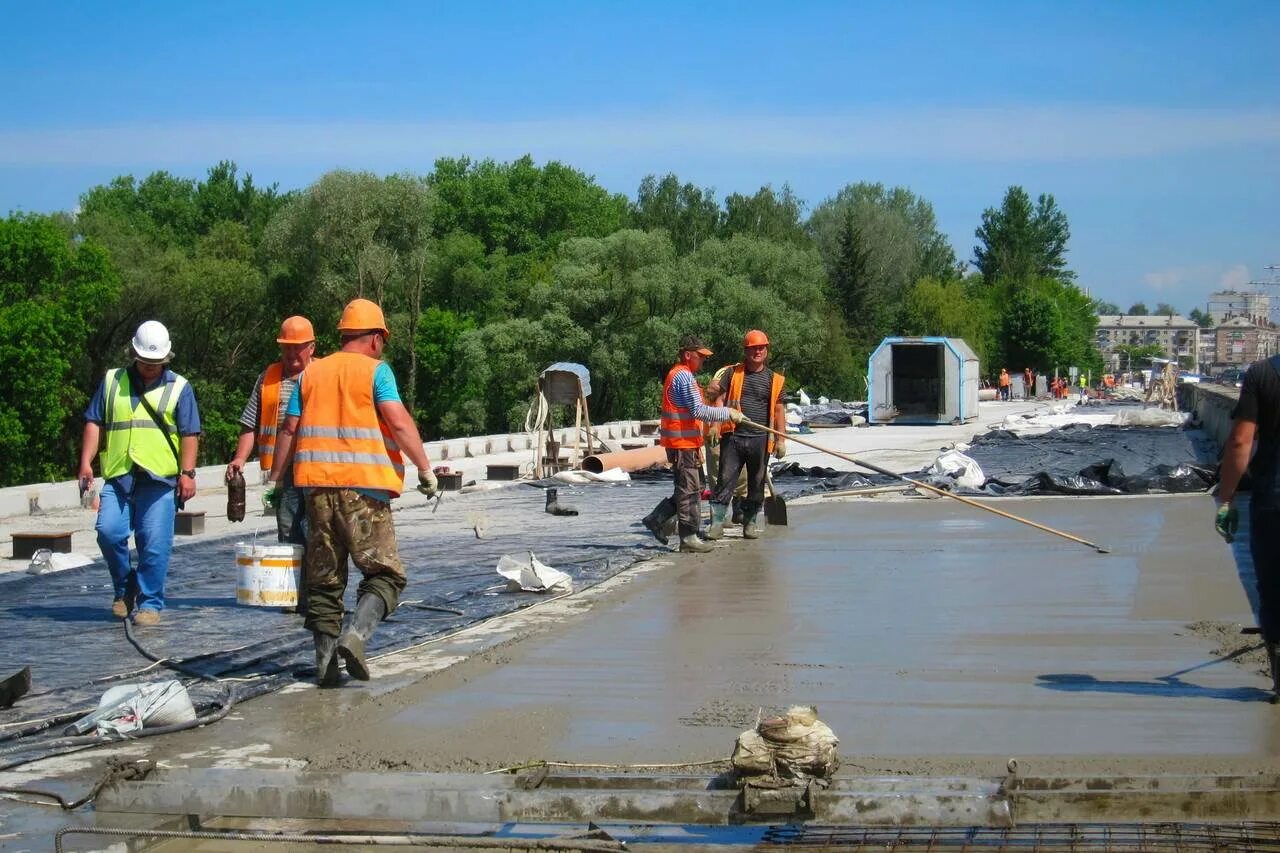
xmin=3 ymin=397 xmax=1277 ymax=850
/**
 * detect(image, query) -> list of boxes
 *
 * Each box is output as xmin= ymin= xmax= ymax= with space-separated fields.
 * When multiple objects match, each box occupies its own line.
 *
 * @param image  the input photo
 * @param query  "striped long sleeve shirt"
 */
xmin=669 ymin=369 xmax=735 ymax=424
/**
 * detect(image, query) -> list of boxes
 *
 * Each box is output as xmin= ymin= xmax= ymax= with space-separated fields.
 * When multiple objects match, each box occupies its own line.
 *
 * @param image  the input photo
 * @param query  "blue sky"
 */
xmin=2 ymin=1 xmax=1277 ymax=312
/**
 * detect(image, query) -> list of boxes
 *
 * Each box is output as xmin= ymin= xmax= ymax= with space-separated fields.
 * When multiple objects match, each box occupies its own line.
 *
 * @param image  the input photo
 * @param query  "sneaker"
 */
xmin=133 ymin=609 xmax=161 ymax=627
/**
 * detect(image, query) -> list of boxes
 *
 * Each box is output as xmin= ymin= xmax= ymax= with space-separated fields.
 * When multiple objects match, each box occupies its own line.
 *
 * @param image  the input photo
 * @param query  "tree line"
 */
xmin=0 ymin=157 xmax=1104 ymax=486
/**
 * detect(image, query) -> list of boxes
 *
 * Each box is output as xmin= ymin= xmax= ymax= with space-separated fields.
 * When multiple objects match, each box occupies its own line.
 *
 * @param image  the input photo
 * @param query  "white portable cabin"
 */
xmin=867 ymin=337 xmax=980 ymax=425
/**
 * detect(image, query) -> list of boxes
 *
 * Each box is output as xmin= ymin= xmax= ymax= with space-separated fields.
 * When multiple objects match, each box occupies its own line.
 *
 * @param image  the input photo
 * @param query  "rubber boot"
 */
xmin=642 ymin=498 xmax=677 ymax=545
xmin=706 ymin=504 xmax=729 ymax=540
xmin=337 ymin=595 xmax=386 ymax=681
xmin=742 ymin=510 xmax=761 ymax=540
xmin=313 ymin=631 xmax=341 ymax=688
xmin=545 ymin=487 xmax=579 ymax=517
xmin=1268 ymin=642 xmax=1280 ymax=705
xmin=680 ymin=534 xmax=714 ymax=554
xmin=731 ymin=497 xmax=743 ymax=525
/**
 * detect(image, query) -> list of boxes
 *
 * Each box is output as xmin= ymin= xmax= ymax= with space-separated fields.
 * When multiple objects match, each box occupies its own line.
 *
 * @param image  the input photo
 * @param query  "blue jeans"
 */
xmin=96 ymin=476 xmax=176 ymax=612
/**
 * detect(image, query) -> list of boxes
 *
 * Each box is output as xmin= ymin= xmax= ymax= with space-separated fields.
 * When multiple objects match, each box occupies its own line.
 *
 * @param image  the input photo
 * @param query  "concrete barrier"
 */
xmin=1184 ymin=384 xmax=1238 ymax=453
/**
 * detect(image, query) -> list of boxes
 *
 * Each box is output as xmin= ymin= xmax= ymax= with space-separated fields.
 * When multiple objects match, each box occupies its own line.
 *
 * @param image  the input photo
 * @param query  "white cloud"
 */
xmin=0 ymin=106 xmax=1278 ymax=167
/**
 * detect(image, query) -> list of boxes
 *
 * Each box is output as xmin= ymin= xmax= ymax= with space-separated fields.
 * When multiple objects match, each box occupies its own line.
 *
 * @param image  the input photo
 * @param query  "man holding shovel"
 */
xmin=708 ymin=330 xmax=786 ymax=541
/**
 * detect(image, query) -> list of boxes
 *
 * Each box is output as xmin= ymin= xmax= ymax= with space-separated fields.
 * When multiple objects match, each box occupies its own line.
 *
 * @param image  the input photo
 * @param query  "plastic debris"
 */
xmin=27 ymin=549 xmax=94 ymax=575
xmin=496 ymin=551 xmax=572 ymax=594
xmin=69 ymin=680 xmax=195 ymax=736
xmin=928 ymin=451 xmax=986 ymax=490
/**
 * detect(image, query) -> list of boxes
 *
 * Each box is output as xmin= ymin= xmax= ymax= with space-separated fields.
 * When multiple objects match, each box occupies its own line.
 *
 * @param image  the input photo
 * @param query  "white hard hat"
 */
xmin=131 ymin=320 xmax=173 ymax=364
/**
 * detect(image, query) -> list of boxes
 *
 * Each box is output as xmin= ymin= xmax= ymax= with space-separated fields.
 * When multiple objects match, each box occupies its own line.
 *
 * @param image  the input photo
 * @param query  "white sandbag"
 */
xmin=732 ymin=705 xmax=840 ymax=780
xmin=496 ymin=551 xmax=572 ymax=594
xmin=87 ymin=680 xmax=196 ymax=735
xmin=1112 ymin=407 xmax=1188 ymax=427
xmin=551 ymin=467 xmax=631 ymax=484
xmin=930 ymin=451 xmax=985 ymax=490
xmin=27 ymin=549 xmax=94 ymax=575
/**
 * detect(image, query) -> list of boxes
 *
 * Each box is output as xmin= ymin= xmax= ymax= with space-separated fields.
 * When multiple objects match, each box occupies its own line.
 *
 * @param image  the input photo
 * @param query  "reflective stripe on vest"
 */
xmin=659 ymin=365 xmax=704 ymax=450
xmin=292 ymin=352 xmax=406 ymax=495
xmin=99 ymin=368 xmax=186 ymax=479
xmin=256 ymin=362 xmax=284 ymax=471
xmin=720 ymin=365 xmax=786 ymax=452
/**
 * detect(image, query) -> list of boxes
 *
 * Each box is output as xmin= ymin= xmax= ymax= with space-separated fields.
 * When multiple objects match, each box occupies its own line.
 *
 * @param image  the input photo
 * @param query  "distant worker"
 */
xmin=1215 ymin=353 xmax=1280 ymax=702
xmin=640 ymin=335 xmax=743 ymax=553
xmin=78 ymin=321 xmax=201 ymax=626
xmin=998 ymin=368 xmax=1010 ymax=401
xmin=707 ymin=330 xmax=786 ymax=541
xmin=1022 ymin=367 xmax=1034 ymax=400
xmin=267 ymin=299 xmax=438 ymax=687
xmin=1078 ymin=373 xmax=1088 ymax=403
xmin=225 ymin=315 xmax=317 ymax=613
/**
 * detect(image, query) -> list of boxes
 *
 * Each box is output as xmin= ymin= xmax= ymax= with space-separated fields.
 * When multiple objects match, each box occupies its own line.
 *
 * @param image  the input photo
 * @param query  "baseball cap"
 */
xmin=679 ymin=334 xmax=713 ymax=356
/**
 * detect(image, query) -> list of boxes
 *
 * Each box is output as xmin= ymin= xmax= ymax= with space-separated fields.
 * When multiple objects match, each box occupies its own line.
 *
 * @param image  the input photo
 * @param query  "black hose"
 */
xmin=55 ymin=826 xmax=628 ymax=852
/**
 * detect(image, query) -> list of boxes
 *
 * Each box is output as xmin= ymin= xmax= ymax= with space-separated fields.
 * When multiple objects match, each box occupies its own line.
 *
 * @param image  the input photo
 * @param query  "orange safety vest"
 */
xmin=719 ymin=364 xmax=786 ymax=452
xmin=256 ymin=362 xmax=285 ymax=473
xmin=292 ymin=352 xmax=406 ymax=496
xmin=659 ymin=365 xmax=704 ymax=450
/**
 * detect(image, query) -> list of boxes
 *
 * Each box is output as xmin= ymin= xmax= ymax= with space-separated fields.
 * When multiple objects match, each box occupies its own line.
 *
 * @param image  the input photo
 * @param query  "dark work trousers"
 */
xmin=667 ymin=448 xmax=704 ymax=538
xmin=713 ymin=432 xmax=768 ymax=520
xmin=275 ymin=472 xmax=308 ymax=614
xmin=1251 ymin=502 xmax=1280 ymax=645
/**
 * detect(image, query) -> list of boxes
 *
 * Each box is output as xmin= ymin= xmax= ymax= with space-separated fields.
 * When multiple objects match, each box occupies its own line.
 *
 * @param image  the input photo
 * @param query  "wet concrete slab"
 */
xmin=290 ymin=493 xmax=1273 ymax=777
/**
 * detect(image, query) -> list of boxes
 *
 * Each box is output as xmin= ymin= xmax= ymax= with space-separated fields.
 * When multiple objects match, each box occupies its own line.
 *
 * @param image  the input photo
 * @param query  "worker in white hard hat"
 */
xmin=78 ymin=320 xmax=202 ymax=627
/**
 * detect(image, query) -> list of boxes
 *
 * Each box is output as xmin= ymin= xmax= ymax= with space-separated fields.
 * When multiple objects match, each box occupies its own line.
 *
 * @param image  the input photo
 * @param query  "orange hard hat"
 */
xmin=276 ymin=315 xmax=315 ymax=345
xmin=337 ymin=298 xmax=389 ymax=338
xmin=744 ymin=329 xmax=770 ymax=348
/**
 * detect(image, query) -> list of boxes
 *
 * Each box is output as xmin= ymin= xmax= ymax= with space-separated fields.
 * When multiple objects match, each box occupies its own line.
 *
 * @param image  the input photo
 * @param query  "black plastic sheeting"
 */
xmin=769 ymin=424 xmax=1218 ymax=499
xmin=0 ymin=476 xmax=679 ymax=744
xmin=794 ymin=402 xmax=868 ymax=427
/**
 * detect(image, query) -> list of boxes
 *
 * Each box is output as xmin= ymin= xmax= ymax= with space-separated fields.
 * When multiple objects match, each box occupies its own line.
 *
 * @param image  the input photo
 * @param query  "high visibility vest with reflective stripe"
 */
xmin=256 ymin=362 xmax=284 ymax=472
xmin=659 ymin=365 xmax=704 ymax=450
xmin=292 ymin=352 xmax=405 ymax=496
xmin=719 ymin=365 xmax=786 ymax=452
xmin=99 ymin=368 xmax=186 ymax=480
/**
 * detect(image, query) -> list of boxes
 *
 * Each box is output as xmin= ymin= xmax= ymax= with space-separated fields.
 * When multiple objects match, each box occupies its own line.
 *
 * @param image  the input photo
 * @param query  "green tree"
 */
xmin=720 ymin=184 xmax=807 ymax=244
xmin=630 ymin=173 xmax=721 ymax=254
xmin=828 ymin=210 xmax=878 ymax=344
xmin=897 ymin=277 xmax=994 ymax=368
xmin=1188 ymin=307 xmax=1214 ymax=328
xmin=1002 ymin=288 xmax=1062 ymax=372
xmin=973 ymin=186 xmax=1073 ymax=283
xmin=1154 ymin=302 xmax=1178 ymax=316
xmin=0 ymin=215 xmax=120 ymax=484
xmin=1127 ymin=302 xmax=1149 ymax=316
xmin=1091 ymin=299 xmax=1121 ymax=315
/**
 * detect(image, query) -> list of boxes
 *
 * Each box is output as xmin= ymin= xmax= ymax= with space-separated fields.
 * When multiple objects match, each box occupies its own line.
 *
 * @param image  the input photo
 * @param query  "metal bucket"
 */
xmin=235 ymin=543 xmax=302 ymax=607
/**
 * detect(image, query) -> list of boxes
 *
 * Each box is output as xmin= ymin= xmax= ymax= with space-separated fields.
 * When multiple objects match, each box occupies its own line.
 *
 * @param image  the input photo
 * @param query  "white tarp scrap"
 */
xmin=27 ymin=549 xmax=94 ymax=575
xmin=496 ymin=552 xmax=572 ymax=594
xmin=550 ymin=467 xmax=630 ymax=484
xmin=929 ymin=451 xmax=985 ymax=490
xmin=76 ymin=680 xmax=196 ymax=736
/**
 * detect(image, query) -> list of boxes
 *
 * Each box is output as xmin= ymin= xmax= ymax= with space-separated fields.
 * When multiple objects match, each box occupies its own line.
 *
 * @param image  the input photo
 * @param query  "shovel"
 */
xmin=0 ymin=666 xmax=31 ymax=709
xmin=763 ymin=470 xmax=788 ymax=526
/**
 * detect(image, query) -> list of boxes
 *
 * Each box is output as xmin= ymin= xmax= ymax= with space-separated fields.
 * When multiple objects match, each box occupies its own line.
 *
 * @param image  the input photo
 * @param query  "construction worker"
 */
xmin=1077 ymin=372 xmax=1088 ymax=403
xmin=225 ymin=315 xmax=317 ymax=613
xmin=707 ymin=330 xmax=786 ymax=541
xmin=641 ymin=335 xmax=743 ymax=553
xmin=998 ymin=368 xmax=1010 ymax=401
xmin=706 ymin=362 xmax=749 ymax=525
xmin=267 ymin=299 xmax=437 ymax=686
xmin=78 ymin=321 xmax=201 ymax=626
xmin=1215 ymin=352 xmax=1280 ymax=702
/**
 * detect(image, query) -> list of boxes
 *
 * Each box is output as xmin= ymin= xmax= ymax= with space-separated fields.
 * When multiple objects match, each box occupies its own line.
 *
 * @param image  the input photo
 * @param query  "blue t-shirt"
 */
xmin=84 ymin=366 xmax=202 ymax=488
xmin=286 ymin=361 xmax=403 ymax=501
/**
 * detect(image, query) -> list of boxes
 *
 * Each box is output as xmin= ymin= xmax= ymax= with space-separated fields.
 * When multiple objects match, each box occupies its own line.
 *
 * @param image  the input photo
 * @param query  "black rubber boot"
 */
xmin=641 ymin=497 xmax=677 ymax=545
xmin=545 ymin=488 xmax=579 ymax=516
xmin=731 ymin=497 xmax=744 ymax=525
xmin=338 ymin=595 xmax=386 ymax=681
xmin=313 ymin=631 xmax=341 ymax=688
xmin=1268 ymin=642 xmax=1280 ymax=705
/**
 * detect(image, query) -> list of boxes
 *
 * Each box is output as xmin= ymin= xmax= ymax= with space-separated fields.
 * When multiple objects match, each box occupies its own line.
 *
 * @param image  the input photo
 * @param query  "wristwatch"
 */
xmin=180 ymin=469 xmax=196 ymax=478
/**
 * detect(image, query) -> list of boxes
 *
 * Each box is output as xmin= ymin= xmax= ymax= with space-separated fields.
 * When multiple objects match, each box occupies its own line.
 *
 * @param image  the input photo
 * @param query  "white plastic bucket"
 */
xmin=235 ymin=543 xmax=302 ymax=607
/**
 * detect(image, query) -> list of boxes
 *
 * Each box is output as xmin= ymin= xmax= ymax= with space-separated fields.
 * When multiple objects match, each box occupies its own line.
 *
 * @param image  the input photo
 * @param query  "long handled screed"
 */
xmin=745 ymin=419 xmax=1110 ymax=554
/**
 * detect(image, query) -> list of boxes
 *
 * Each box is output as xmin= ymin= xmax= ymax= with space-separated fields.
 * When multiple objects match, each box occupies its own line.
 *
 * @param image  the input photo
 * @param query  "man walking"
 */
xmin=1215 ymin=353 xmax=1280 ymax=702
xmin=78 ymin=321 xmax=201 ymax=626
xmin=998 ymin=368 xmax=1010 ymax=401
xmin=267 ymin=299 xmax=437 ymax=686
xmin=226 ymin=315 xmax=316 ymax=613
xmin=641 ymin=335 xmax=742 ymax=553
xmin=707 ymin=330 xmax=786 ymax=541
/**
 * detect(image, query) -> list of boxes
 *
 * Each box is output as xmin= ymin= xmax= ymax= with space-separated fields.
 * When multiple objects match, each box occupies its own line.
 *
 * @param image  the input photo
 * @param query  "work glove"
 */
xmin=773 ymin=439 xmax=787 ymax=460
xmin=1215 ymin=503 xmax=1238 ymax=543
xmin=417 ymin=469 xmax=439 ymax=499
xmin=263 ymin=482 xmax=281 ymax=511
xmin=728 ymin=409 xmax=746 ymax=425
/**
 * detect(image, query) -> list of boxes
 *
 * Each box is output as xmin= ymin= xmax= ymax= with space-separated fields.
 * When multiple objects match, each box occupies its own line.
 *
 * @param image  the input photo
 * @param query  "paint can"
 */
xmin=235 ymin=543 xmax=301 ymax=607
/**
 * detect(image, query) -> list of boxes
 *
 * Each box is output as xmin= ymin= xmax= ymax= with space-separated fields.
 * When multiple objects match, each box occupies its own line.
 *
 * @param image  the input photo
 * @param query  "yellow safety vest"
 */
xmin=99 ymin=368 xmax=186 ymax=479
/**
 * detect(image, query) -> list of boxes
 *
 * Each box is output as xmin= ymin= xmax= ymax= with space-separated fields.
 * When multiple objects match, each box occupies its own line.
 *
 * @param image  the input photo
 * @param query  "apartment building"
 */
xmin=1095 ymin=314 xmax=1200 ymax=372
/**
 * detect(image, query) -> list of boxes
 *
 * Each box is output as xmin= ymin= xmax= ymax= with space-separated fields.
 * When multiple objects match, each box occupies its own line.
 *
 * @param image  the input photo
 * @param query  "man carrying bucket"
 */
xmin=267 ymin=299 xmax=438 ymax=687
xmin=225 ymin=316 xmax=317 ymax=613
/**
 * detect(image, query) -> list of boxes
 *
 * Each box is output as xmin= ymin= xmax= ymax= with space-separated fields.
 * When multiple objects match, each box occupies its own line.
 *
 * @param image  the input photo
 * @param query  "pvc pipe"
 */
xmin=581 ymin=445 xmax=668 ymax=475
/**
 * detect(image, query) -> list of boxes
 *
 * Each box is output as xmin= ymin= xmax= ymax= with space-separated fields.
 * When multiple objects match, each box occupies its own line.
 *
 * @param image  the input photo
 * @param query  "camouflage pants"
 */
xmin=304 ymin=489 xmax=407 ymax=638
